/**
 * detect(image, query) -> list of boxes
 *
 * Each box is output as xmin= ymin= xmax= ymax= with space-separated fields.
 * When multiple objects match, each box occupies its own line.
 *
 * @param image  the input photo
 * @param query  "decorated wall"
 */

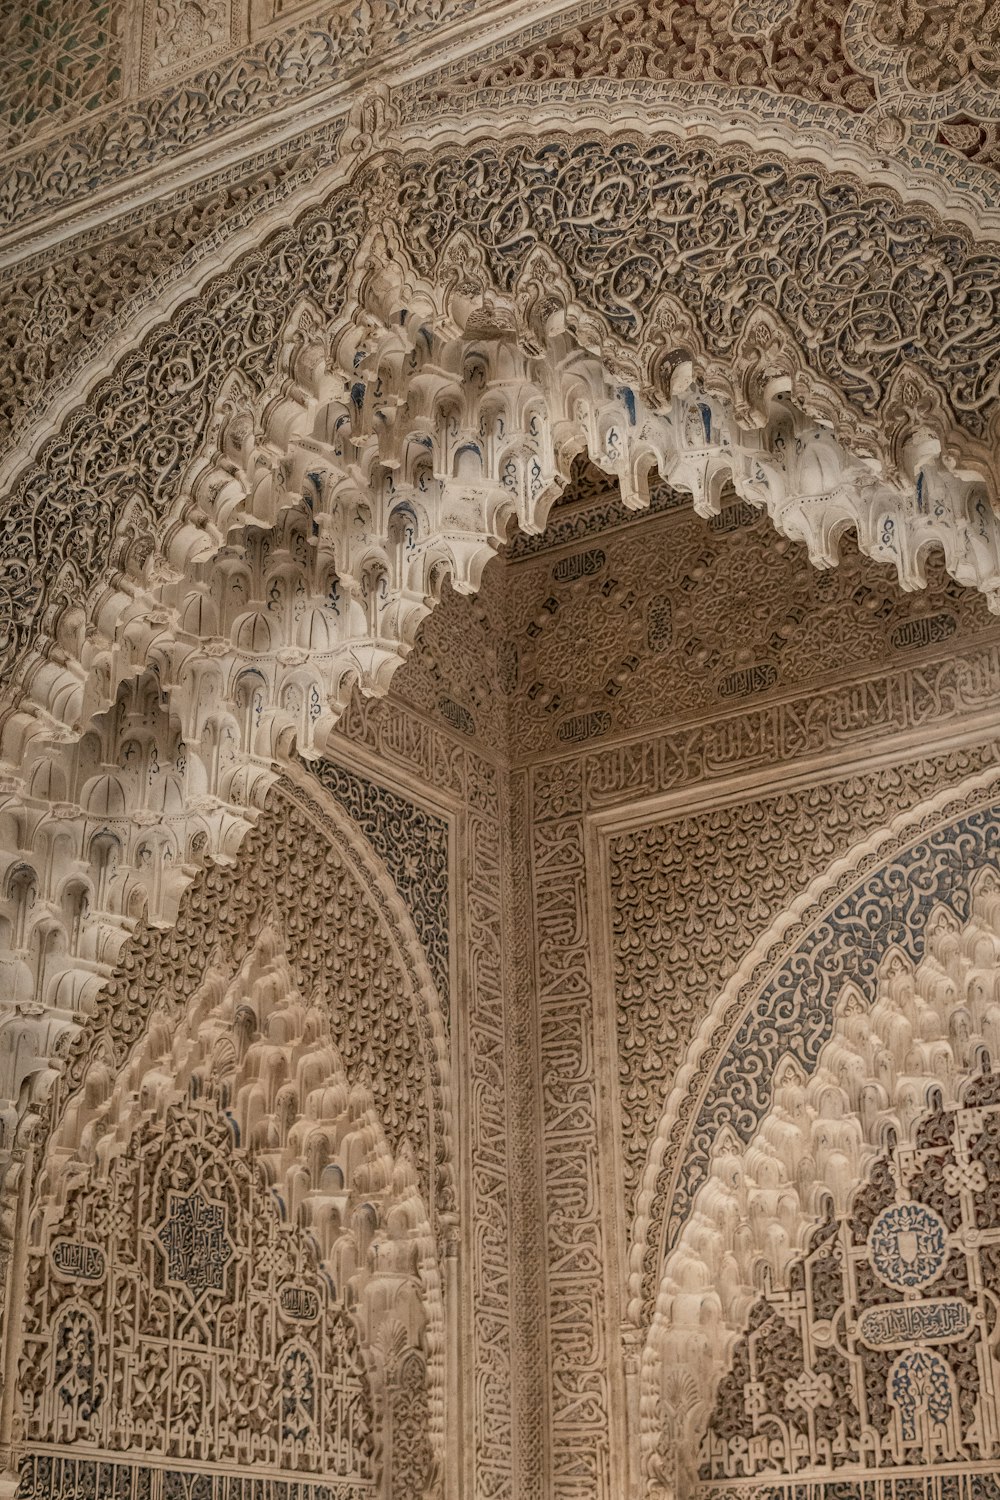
xmin=4 ymin=3 xmax=1000 ymax=1494
xmin=700 ymin=1065 xmax=1000 ymax=1495
xmin=10 ymin=766 xmax=459 ymax=1498
xmin=336 ymin=460 xmax=1000 ymax=1497
xmin=5 ymin=427 xmax=1000 ymax=1498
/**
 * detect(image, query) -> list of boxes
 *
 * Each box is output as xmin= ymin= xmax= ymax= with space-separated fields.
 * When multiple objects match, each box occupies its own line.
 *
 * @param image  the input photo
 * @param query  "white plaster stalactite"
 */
xmin=3 ymin=185 xmax=1000 ymax=1499
xmin=5 ymin=239 xmax=1000 ymax=1185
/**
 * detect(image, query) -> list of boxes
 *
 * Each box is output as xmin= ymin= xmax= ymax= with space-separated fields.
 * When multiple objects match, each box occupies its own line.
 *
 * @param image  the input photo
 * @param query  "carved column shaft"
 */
xmin=0 ymin=1135 xmax=34 ymax=1494
xmin=440 ymin=1214 xmax=461 ymax=1500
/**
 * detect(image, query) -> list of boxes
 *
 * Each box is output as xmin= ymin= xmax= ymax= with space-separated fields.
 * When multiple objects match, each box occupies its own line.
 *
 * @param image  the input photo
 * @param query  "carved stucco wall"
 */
xmin=8 ymin=427 xmax=1000 ymax=1498
xmin=515 ymin=510 xmax=1000 ymax=1494
xmin=5 ymin=1 xmax=1000 ymax=1494
xmin=325 ymin=696 xmax=522 ymax=1500
xmin=3 ymin=736 xmax=514 ymax=1498
xmin=5 ymin=0 xmax=1000 ymax=307
xmin=659 ymin=854 xmax=1000 ymax=1496
xmin=698 ymin=1068 xmax=1000 ymax=1493
xmin=345 ymin=462 xmax=1000 ymax=1497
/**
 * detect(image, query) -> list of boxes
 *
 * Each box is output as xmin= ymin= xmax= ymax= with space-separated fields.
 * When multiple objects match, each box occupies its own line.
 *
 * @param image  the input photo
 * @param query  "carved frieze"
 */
xmin=418 ymin=0 xmax=877 ymax=115
xmin=699 ymin=1071 xmax=1000 ymax=1492
xmin=21 ymin=1095 xmax=376 ymax=1489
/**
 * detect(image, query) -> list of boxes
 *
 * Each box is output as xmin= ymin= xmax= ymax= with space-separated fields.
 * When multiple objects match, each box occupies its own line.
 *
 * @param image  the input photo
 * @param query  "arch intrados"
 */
xmin=651 ymin=1052 xmax=1000 ymax=1496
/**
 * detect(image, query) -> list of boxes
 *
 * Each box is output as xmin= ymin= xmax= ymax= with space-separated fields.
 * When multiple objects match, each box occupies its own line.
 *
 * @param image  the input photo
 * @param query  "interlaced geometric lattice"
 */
xmin=19 ymin=1093 xmax=376 ymax=1492
xmin=0 ymin=0 xmax=123 ymax=153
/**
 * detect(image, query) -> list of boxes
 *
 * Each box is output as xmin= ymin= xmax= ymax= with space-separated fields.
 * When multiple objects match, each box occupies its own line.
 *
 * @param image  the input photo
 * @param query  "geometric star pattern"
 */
xmin=0 ymin=0 xmax=122 ymax=152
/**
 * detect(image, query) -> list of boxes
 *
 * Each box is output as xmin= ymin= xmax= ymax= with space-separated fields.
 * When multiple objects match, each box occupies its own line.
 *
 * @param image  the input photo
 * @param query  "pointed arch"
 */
xmin=689 ymin=1066 xmax=1000 ymax=1496
xmin=638 ymin=766 xmax=1000 ymax=1493
xmin=20 ymin=902 xmax=446 ymax=1495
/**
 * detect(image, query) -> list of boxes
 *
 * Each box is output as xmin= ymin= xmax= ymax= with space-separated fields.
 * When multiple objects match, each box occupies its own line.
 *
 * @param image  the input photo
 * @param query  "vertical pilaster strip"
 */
xmin=0 ymin=1137 xmax=33 ymax=1496
xmin=504 ymin=765 xmax=548 ymax=1500
xmin=466 ymin=755 xmax=516 ymax=1498
xmin=531 ymin=761 xmax=611 ymax=1499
